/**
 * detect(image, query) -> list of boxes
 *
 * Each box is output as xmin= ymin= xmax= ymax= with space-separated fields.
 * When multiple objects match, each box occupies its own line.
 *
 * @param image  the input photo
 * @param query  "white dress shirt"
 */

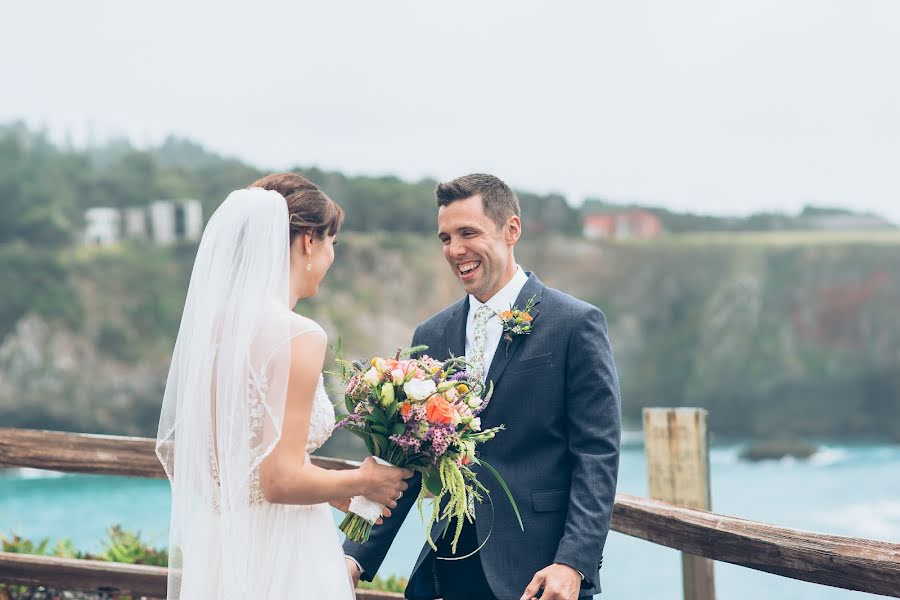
xmin=465 ymin=266 xmax=529 ymax=379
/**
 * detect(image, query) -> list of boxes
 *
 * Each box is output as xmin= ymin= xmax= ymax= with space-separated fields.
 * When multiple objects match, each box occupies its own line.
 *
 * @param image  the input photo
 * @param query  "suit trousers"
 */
xmin=434 ymin=520 xmax=497 ymax=600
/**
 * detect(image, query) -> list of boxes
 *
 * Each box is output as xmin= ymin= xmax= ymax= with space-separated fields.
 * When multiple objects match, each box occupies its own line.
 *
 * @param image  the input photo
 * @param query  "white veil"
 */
xmin=156 ymin=187 xmax=316 ymax=599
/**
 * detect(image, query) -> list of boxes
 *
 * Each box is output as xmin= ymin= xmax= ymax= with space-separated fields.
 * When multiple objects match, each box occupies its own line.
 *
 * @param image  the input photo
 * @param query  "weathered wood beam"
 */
xmin=611 ymin=493 xmax=900 ymax=597
xmin=0 ymin=552 xmax=403 ymax=599
xmin=0 ymin=551 xmax=168 ymax=598
xmin=0 ymin=427 xmax=357 ymax=478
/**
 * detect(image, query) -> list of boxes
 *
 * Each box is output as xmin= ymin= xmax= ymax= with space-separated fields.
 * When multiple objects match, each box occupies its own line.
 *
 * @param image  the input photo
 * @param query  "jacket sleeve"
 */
xmin=553 ymin=305 xmax=621 ymax=586
xmin=342 ymin=325 xmax=425 ymax=580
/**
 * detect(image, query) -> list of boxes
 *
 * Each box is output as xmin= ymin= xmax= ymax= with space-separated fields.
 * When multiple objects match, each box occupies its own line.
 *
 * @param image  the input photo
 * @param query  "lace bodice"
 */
xmin=306 ymin=374 xmax=336 ymax=453
xmin=211 ymin=371 xmax=335 ymax=508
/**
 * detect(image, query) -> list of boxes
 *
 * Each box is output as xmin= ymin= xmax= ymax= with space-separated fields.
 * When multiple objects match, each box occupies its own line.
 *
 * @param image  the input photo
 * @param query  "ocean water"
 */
xmin=2 ymin=441 xmax=898 ymax=599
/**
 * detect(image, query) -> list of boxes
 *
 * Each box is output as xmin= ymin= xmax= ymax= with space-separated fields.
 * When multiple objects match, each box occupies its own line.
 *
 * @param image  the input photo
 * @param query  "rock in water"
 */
xmin=739 ymin=439 xmax=819 ymax=462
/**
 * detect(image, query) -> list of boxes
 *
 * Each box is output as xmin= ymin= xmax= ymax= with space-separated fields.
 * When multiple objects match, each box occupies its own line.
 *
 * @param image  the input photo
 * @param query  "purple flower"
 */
xmin=424 ymin=424 xmax=455 ymax=458
xmin=390 ymin=431 xmax=422 ymax=453
xmin=334 ymin=413 xmax=363 ymax=430
xmin=401 ymin=404 xmax=427 ymax=424
xmin=347 ymin=375 xmax=360 ymax=396
xmin=450 ymin=371 xmax=469 ymax=382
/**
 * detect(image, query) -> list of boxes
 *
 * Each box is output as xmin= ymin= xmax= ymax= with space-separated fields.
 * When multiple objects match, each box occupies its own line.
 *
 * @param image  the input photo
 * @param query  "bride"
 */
xmin=156 ymin=173 xmax=412 ymax=599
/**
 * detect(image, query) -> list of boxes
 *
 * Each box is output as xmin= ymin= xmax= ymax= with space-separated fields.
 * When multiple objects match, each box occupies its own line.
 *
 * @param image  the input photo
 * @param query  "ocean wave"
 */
xmin=710 ymin=446 xmax=741 ymax=465
xmin=1 ymin=467 xmax=66 ymax=480
xmin=819 ymin=501 xmax=900 ymax=542
xmin=808 ymin=446 xmax=850 ymax=467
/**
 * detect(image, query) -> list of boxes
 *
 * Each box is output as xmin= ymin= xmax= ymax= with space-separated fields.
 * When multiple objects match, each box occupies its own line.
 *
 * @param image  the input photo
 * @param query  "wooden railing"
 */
xmin=2 ymin=427 xmax=899 ymax=598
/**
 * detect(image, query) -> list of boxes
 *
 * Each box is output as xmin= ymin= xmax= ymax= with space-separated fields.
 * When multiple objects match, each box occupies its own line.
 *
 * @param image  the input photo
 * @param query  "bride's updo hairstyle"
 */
xmin=249 ymin=173 xmax=344 ymax=244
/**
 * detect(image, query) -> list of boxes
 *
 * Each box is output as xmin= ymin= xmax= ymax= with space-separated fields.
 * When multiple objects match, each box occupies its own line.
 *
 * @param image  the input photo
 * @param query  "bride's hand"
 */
xmin=357 ymin=457 xmax=414 ymax=508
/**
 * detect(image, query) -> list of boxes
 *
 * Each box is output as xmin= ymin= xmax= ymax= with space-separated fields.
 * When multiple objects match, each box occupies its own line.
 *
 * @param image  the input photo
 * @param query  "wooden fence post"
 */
xmin=643 ymin=408 xmax=715 ymax=600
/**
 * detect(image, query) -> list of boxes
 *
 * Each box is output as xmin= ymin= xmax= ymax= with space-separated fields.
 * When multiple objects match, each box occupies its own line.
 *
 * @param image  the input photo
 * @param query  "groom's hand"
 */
xmin=344 ymin=557 xmax=362 ymax=587
xmin=520 ymin=563 xmax=581 ymax=600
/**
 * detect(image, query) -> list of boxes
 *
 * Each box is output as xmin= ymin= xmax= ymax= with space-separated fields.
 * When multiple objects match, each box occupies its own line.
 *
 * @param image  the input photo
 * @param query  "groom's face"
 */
xmin=437 ymin=195 xmax=518 ymax=302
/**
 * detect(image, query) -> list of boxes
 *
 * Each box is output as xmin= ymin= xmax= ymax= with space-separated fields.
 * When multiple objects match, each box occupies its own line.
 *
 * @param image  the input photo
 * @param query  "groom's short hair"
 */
xmin=435 ymin=174 xmax=520 ymax=230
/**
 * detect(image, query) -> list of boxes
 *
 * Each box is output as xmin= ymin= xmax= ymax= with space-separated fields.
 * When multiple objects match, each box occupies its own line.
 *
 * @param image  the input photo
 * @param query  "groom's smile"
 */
xmin=458 ymin=260 xmax=481 ymax=279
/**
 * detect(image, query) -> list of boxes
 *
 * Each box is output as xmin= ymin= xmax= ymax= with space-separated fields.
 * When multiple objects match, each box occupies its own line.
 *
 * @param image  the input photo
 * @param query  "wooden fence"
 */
xmin=1 ymin=427 xmax=899 ymax=598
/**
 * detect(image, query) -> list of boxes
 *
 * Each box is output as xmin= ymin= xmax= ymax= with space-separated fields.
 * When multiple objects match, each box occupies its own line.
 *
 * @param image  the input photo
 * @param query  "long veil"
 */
xmin=156 ymin=187 xmax=315 ymax=599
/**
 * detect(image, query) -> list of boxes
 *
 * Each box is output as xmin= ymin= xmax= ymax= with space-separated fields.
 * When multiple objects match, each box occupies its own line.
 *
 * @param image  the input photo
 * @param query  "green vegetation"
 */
xmin=358 ymin=575 xmax=409 ymax=593
xmin=1 ymin=526 xmax=167 ymax=565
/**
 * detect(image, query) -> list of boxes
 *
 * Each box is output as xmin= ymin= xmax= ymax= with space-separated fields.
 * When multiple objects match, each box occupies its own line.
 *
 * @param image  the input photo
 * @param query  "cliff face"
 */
xmin=518 ymin=237 xmax=900 ymax=439
xmin=2 ymin=234 xmax=899 ymax=439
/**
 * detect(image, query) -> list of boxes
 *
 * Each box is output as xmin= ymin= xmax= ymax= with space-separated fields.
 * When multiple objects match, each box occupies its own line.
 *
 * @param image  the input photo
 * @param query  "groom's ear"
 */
xmin=505 ymin=215 xmax=522 ymax=245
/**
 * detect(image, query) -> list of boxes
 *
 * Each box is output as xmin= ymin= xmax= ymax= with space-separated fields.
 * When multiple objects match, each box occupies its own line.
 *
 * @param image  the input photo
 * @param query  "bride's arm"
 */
xmin=259 ymin=332 xmax=410 ymax=506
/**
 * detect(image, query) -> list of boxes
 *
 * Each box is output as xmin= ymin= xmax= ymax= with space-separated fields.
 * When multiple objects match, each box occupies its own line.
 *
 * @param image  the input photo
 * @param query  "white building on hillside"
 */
xmin=82 ymin=199 xmax=203 ymax=247
xmin=181 ymin=200 xmax=203 ymax=241
xmin=124 ymin=207 xmax=149 ymax=239
xmin=84 ymin=208 xmax=121 ymax=246
xmin=149 ymin=200 xmax=177 ymax=245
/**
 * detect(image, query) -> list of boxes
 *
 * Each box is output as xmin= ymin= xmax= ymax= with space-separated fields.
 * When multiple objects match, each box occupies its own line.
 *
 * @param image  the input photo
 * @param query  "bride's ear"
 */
xmin=291 ymin=233 xmax=313 ymax=256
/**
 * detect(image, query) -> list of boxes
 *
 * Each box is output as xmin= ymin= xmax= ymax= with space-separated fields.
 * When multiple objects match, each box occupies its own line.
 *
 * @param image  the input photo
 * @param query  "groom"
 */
xmin=344 ymin=174 xmax=621 ymax=600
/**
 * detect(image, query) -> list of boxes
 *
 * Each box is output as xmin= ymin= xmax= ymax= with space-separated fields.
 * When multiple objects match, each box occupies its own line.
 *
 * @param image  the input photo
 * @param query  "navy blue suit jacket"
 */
xmin=344 ymin=273 xmax=621 ymax=598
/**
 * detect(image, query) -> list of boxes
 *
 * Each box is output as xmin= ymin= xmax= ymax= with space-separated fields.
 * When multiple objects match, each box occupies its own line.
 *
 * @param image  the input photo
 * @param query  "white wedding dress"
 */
xmin=178 ymin=321 xmax=355 ymax=599
xmin=156 ymin=189 xmax=356 ymax=600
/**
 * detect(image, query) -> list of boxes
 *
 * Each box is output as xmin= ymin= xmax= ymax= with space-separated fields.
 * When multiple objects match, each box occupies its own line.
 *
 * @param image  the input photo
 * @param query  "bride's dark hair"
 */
xmin=249 ymin=173 xmax=344 ymax=243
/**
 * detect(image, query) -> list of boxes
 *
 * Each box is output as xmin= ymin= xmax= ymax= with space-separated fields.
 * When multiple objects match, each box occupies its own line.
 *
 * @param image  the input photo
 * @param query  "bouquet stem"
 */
xmin=339 ymin=512 xmax=375 ymax=543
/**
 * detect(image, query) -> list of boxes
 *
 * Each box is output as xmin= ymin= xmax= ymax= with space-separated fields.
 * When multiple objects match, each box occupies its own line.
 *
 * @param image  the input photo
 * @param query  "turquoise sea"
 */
xmin=2 ymin=438 xmax=899 ymax=599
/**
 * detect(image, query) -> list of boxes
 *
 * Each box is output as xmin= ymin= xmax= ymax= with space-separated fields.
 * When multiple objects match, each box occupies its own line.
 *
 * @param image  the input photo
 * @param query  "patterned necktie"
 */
xmin=470 ymin=305 xmax=495 ymax=382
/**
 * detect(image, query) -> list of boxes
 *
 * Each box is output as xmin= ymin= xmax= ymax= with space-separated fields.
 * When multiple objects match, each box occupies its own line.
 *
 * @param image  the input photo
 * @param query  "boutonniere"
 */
xmin=498 ymin=295 xmax=536 ymax=355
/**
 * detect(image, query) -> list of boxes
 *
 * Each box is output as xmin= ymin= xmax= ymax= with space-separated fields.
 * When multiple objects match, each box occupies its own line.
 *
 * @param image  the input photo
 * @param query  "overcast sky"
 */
xmin=3 ymin=0 xmax=899 ymax=221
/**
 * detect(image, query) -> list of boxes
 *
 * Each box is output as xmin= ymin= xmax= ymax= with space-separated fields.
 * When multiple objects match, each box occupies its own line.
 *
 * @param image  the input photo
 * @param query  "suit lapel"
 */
xmin=483 ymin=273 xmax=545 ymax=390
xmin=444 ymin=296 xmax=469 ymax=360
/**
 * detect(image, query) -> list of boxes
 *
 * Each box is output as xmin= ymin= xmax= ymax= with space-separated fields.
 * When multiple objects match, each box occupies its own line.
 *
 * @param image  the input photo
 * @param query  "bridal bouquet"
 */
xmin=333 ymin=345 xmax=522 ymax=552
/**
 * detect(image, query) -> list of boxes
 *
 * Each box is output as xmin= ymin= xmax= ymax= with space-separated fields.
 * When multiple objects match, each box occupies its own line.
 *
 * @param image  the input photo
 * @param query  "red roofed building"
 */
xmin=583 ymin=209 xmax=662 ymax=240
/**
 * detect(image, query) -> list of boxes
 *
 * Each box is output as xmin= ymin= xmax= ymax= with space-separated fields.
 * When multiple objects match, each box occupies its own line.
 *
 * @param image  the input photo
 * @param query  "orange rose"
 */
xmin=499 ymin=310 xmax=514 ymax=320
xmin=426 ymin=395 xmax=455 ymax=425
xmin=519 ymin=313 xmax=533 ymax=322
xmin=400 ymin=402 xmax=412 ymax=418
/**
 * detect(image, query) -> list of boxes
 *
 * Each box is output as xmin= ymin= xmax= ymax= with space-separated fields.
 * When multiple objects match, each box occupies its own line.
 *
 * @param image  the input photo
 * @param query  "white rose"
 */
xmin=403 ymin=378 xmax=437 ymax=401
xmin=467 ymin=395 xmax=483 ymax=409
xmin=469 ymin=417 xmax=482 ymax=431
xmin=363 ymin=367 xmax=382 ymax=386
